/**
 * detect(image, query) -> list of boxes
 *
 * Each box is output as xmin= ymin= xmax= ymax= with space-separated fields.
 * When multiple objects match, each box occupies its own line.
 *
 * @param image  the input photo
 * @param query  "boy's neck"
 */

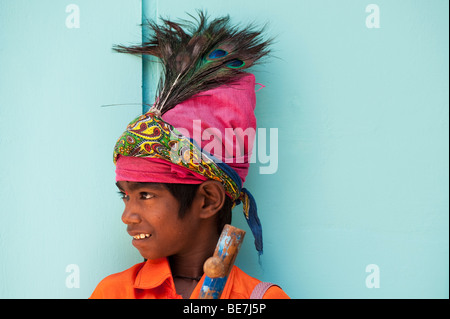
xmin=168 ymin=230 xmax=219 ymax=298
xmin=169 ymin=236 xmax=218 ymax=278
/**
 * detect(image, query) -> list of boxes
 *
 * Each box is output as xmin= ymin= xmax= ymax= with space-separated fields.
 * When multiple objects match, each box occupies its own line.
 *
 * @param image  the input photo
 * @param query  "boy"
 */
xmin=90 ymin=12 xmax=289 ymax=299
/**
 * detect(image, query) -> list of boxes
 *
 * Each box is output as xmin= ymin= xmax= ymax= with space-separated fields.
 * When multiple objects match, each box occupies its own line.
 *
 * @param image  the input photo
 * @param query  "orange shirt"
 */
xmin=90 ymin=258 xmax=289 ymax=299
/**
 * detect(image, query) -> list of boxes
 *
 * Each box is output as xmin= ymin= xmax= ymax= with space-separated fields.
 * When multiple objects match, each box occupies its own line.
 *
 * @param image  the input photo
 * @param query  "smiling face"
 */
xmin=116 ymin=181 xmax=201 ymax=260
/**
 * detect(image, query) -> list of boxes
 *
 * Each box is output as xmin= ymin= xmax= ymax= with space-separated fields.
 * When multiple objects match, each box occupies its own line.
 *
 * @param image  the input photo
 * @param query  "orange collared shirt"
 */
xmin=90 ymin=258 xmax=289 ymax=299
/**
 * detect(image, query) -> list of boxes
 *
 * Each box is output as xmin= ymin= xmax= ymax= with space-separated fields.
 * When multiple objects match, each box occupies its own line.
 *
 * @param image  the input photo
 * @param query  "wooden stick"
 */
xmin=198 ymin=224 xmax=246 ymax=299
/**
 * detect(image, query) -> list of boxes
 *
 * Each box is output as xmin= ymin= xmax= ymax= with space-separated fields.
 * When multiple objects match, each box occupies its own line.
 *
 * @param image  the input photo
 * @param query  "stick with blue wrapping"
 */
xmin=198 ymin=224 xmax=246 ymax=299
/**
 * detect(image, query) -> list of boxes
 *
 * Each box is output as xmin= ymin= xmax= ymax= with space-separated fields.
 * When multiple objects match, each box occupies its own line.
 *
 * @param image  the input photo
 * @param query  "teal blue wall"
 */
xmin=0 ymin=0 xmax=143 ymax=298
xmin=1 ymin=0 xmax=448 ymax=298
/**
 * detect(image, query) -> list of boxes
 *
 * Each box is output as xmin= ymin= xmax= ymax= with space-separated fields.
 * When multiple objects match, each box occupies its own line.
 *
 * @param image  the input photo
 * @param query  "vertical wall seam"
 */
xmin=142 ymin=0 xmax=159 ymax=114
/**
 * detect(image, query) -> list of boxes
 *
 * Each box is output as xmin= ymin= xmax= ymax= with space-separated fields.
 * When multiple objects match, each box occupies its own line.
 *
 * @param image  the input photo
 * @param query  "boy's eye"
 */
xmin=140 ymin=192 xmax=154 ymax=200
xmin=117 ymin=191 xmax=154 ymax=200
xmin=117 ymin=191 xmax=128 ymax=200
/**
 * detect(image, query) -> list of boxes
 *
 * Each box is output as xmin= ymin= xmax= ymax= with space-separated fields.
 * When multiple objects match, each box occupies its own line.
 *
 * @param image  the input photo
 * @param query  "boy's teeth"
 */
xmin=133 ymin=234 xmax=150 ymax=240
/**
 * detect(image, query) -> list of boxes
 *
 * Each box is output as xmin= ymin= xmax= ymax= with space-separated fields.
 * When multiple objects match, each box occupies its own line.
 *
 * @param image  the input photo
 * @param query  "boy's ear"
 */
xmin=194 ymin=180 xmax=226 ymax=219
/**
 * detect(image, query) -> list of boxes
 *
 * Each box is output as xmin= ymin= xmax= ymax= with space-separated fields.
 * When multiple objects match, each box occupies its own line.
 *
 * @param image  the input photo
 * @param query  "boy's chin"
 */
xmin=136 ymin=248 xmax=166 ymax=261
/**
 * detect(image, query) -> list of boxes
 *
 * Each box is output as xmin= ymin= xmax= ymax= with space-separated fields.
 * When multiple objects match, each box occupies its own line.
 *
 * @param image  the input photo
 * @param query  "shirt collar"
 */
xmin=132 ymin=257 xmax=235 ymax=299
xmin=133 ymin=258 xmax=173 ymax=289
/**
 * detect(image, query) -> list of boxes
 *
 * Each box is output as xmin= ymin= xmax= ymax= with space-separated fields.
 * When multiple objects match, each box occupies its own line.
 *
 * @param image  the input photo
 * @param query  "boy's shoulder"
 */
xmin=89 ymin=262 xmax=146 ymax=299
xmin=228 ymin=266 xmax=289 ymax=299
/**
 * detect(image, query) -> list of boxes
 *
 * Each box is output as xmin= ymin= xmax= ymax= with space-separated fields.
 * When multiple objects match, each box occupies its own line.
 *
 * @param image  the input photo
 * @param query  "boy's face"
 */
xmin=116 ymin=181 xmax=199 ymax=260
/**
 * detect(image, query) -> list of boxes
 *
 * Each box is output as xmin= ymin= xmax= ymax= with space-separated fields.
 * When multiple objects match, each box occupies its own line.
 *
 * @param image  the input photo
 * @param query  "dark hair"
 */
xmin=164 ymin=183 xmax=233 ymax=234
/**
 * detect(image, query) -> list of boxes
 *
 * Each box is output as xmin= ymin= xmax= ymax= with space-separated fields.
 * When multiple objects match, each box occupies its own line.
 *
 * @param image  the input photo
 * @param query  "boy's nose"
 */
xmin=121 ymin=204 xmax=141 ymax=225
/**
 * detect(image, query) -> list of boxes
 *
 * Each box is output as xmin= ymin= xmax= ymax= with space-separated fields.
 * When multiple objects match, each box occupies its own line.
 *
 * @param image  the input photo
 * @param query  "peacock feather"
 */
xmin=113 ymin=11 xmax=272 ymax=116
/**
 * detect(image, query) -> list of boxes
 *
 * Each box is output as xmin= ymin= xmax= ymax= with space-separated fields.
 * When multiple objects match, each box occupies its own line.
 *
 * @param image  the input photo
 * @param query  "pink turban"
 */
xmin=115 ymin=73 xmax=257 ymax=186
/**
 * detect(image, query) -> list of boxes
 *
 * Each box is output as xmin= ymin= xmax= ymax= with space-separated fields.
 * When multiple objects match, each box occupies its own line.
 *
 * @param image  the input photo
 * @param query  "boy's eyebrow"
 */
xmin=115 ymin=181 xmax=164 ymax=192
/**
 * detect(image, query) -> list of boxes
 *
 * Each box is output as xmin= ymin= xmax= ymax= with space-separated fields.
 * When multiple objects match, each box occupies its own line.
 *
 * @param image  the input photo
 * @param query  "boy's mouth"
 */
xmin=132 ymin=233 xmax=151 ymax=240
